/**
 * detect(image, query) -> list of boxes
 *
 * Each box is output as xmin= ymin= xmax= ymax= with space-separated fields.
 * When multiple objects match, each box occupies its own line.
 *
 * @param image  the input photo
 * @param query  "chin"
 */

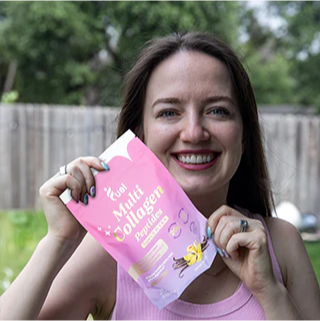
xmin=180 ymin=184 xmax=212 ymax=198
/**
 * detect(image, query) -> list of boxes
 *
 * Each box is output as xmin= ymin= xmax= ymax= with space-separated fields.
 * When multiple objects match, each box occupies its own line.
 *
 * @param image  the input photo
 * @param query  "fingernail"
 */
xmin=101 ymin=162 xmax=109 ymax=171
xmin=222 ymin=249 xmax=229 ymax=259
xmin=216 ymin=247 xmax=224 ymax=257
xmin=206 ymin=226 xmax=212 ymax=239
xmin=84 ymin=194 xmax=89 ymax=205
xmin=90 ymin=186 xmax=96 ymax=198
xmin=76 ymin=195 xmax=80 ymax=203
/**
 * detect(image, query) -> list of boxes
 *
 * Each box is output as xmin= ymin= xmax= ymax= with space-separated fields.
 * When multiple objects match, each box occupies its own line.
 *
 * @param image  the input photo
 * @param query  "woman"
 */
xmin=0 ymin=32 xmax=319 ymax=320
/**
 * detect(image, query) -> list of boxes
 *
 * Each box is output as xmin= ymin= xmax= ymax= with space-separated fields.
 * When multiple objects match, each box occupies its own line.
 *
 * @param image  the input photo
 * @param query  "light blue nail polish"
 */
xmin=222 ymin=249 xmax=229 ymax=258
xmin=206 ymin=226 xmax=212 ymax=239
xmin=216 ymin=248 xmax=224 ymax=257
xmin=90 ymin=186 xmax=96 ymax=198
xmin=101 ymin=162 xmax=109 ymax=171
xmin=84 ymin=194 xmax=89 ymax=205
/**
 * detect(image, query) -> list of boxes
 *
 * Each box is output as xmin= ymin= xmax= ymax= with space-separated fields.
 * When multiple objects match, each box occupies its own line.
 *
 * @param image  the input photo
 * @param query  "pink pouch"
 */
xmin=60 ymin=130 xmax=216 ymax=310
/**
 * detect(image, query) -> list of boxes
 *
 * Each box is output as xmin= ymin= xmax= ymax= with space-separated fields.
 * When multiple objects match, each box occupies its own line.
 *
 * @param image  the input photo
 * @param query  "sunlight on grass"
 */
xmin=0 ymin=210 xmax=47 ymax=295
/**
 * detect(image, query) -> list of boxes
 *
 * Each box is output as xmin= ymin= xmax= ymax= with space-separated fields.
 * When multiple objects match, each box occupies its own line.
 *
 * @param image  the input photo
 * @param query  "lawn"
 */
xmin=1 ymin=210 xmax=320 ymax=297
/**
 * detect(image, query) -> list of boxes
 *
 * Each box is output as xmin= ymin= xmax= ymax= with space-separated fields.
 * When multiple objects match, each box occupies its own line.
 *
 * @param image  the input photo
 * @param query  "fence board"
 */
xmin=0 ymin=104 xmax=319 ymax=218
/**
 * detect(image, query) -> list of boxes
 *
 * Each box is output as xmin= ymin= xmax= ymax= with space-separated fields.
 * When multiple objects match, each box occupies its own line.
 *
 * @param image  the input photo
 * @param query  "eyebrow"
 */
xmin=152 ymin=95 xmax=235 ymax=108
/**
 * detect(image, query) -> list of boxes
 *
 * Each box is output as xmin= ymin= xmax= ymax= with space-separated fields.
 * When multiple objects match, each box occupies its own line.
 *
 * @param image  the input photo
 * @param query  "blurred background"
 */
xmin=0 ymin=1 xmax=319 ymax=296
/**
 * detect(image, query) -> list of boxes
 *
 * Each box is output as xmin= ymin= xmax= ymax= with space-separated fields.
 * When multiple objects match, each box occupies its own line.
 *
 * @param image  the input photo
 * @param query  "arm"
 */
xmin=263 ymin=217 xmax=320 ymax=320
xmin=38 ymin=233 xmax=117 ymax=320
xmin=0 ymin=157 xmax=114 ymax=319
xmin=0 ymin=234 xmax=78 ymax=320
xmin=207 ymin=206 xmax=319 ymax=320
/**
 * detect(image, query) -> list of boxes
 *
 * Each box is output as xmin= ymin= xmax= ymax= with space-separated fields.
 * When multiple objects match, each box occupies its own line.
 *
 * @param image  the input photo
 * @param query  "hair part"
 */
xmin=117 ymin=32 xmax=275 ymax=217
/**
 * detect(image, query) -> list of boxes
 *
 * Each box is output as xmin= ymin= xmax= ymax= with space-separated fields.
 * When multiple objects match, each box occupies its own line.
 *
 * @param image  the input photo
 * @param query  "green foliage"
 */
xmin=0 ymin=2 xmax=104 ymax=105
xmin=266 ymin=1 xmax=320 ymax=110
xmin=0 ymin=1 xmax=241 ymax=106
xmin=244 ymin=52 xmax=294 ymax=105
xmin=1 ymin=90 xmax=19 ymax=103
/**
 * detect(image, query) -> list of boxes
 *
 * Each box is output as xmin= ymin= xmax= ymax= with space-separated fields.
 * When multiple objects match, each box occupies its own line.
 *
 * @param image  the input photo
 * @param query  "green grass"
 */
xmin=0 ymin=211 xmax=319 ymax=298
xmin=0 ymin=210 xmax=47 ymax=295
xmin=305 ymin=241 xmax=320 ymax=282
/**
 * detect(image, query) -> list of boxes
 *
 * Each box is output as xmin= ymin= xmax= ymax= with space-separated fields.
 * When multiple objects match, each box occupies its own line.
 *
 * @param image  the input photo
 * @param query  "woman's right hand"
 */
xmin=39 ymin=157 xmax=109 ymax=246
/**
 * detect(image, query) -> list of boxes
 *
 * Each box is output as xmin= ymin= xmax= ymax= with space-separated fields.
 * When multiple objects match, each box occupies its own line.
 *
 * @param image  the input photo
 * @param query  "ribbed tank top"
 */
xmin=111 ymin=212 xmax=284 ymax=320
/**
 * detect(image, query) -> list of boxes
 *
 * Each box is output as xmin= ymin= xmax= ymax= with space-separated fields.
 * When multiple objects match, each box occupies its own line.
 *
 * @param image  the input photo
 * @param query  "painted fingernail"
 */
xmin=84 ymin=194 xmax=89 ymax=205
xmin=222 ymin=249 xmax=229 ymax=259
xmin=90 ymin=186 xmax=96 ymax=198
xmin=216 ymin=248 xmax=224 ymax=257
xmin=101 ymin=162 xmax=109 ymax=171
xmin=206 ymin=226 xmax=212 ymax=239
xmin=76 ymin=195 xmax=80 ymax=203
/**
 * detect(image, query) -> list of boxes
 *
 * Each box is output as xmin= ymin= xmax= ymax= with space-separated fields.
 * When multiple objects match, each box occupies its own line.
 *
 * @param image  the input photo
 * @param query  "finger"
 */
xmin=67 ymin=157 xmax=109 ymax=198
xmin=40 ymin=174 xmax=82 ymax=202
xmin=214 ymin=217 xmax=244 ymax=251
xmin=226 ymin=227 xmax=268 ymax=261
xmin=207 ymin=205 xmax=242 ymax=234
xmin=55 ymin=157 xmax=109 ymax=177
xmin=65 ymin=174 xmax=83 ymax=203
xmin=65 ymin=163 xmax=91 ymax=203
xmin=217 ymin=217 xmax=259 ymax=249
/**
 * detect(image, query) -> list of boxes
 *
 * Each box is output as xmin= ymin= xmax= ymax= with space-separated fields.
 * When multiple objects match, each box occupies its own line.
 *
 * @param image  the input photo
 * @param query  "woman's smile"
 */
xmin=172 ymin=150 xmax=221 ymax=171
xmin=142 ymin=50 xmax=243 ymax=205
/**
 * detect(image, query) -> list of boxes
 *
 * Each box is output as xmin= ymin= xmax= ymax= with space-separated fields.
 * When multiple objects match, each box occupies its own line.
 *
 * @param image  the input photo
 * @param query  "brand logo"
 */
xmin=104 ymin=183 xmax=127 ymax=201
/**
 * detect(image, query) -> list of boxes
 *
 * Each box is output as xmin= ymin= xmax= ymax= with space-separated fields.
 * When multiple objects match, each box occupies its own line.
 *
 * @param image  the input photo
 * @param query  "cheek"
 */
xmin=223 ymin=123 xmax=243 ymax=152
xmin=143 ymin=124 xmax=174 ymax=156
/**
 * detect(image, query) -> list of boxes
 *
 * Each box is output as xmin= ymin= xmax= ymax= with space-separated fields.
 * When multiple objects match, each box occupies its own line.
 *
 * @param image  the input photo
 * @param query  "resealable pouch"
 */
xmin=60 ymin=130 xmax=216 ymax=310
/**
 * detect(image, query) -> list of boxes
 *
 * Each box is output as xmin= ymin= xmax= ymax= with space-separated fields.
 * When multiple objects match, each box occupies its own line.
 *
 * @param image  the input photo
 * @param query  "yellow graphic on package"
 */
xmin=172 ymin=237 xmax=209 ymax=278
xmin=184 ymin=241 xmax=203 ymax=265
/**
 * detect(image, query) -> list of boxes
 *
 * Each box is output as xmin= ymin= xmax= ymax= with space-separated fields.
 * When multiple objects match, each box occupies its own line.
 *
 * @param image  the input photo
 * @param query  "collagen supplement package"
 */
xmin=60 ymin=130 xmax=216 ymax=310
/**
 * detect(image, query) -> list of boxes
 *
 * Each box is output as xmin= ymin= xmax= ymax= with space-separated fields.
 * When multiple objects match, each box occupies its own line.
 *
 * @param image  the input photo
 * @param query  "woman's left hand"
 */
xmin=207 ymin=205 xmax=277 ymax=297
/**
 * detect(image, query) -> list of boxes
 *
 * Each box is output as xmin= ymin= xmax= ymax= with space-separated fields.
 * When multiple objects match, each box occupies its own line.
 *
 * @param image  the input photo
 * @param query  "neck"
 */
xmin=188 ymin=186 xmax=229 ymax=218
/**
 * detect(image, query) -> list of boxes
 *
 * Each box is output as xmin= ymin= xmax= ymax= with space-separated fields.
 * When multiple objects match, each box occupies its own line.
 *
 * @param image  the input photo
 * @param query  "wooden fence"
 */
xmin=1 ymin=104 xmax=319 ymax=216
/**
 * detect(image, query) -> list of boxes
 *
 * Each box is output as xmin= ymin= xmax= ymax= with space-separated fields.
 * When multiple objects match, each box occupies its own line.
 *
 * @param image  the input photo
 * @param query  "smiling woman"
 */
xmin=0 ymin=32 xmax=319 ymax=320
xmin=141 ymin=51 xmax=243 ymax=209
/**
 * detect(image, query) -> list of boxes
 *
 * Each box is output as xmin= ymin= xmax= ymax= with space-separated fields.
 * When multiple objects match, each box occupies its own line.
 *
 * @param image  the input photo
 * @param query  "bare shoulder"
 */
xmin=39 ymin=233 xmax=117 ymax=319
xmin=263 ymin=216 xmax=304 ymax=283
xmin=264 ymin=216 xmax=320 ymax=319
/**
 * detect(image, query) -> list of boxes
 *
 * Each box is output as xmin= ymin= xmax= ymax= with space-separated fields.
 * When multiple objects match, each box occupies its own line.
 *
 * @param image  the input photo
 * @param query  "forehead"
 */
xmin=145 ymin=50 xmax=235 ymax=104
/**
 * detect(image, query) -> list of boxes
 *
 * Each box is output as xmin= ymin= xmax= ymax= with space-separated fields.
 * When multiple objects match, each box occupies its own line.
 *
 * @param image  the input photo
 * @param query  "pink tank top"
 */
xmin=111 ymin=213 xmax=284 ymax=320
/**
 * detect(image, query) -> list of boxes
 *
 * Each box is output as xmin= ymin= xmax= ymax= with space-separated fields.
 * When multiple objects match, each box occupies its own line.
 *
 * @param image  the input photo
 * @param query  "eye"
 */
xmin=158 ymin=110 xmax=177 ymax=118
xmin=208 ymin=107 xmax=230 ymax=117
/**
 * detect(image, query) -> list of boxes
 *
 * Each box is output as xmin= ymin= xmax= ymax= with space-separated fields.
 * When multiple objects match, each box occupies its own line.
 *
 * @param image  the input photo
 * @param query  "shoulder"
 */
xmin=263 ymin=216 xmax=308 ymax=285
xmin=262 ymin=216 xmax=320 ymax=319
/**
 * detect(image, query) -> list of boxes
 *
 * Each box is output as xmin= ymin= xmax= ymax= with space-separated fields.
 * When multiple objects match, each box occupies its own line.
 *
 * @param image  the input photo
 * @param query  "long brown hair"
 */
xmin=117 ymin=32 xmax=275 ymax=217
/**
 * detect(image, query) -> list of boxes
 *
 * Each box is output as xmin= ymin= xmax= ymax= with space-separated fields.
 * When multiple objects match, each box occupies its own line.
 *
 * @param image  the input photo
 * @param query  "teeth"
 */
xmin=177 ymin=154 xmax=216 ymax=164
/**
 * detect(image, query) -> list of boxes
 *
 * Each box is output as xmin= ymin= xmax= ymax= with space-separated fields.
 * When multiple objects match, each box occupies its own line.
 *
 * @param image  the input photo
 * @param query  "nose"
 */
xmin=180 ymin=112 xmax=210 ymax=144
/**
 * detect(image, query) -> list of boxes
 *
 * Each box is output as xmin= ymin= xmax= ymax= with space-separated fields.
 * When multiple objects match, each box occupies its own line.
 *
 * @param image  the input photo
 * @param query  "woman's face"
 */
xmin=142 ymin=51 xmax=243 ymax=205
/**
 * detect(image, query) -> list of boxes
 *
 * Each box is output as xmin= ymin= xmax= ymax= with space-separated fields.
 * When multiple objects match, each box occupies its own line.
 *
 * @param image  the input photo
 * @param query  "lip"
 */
xmin=172 ymin=150 xmax=221 ymax=171
xmin=173 ymin=149 xmax=218 ymax=155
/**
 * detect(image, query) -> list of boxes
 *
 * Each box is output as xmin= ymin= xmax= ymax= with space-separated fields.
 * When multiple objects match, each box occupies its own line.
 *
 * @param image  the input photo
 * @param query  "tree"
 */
xmin=266 ymin=1 xmax=320 ymax=110
xmin=0 ymin=1 xmax=242 ymax=106
xmin=238 ymin=2 xmax=295 ymax=106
